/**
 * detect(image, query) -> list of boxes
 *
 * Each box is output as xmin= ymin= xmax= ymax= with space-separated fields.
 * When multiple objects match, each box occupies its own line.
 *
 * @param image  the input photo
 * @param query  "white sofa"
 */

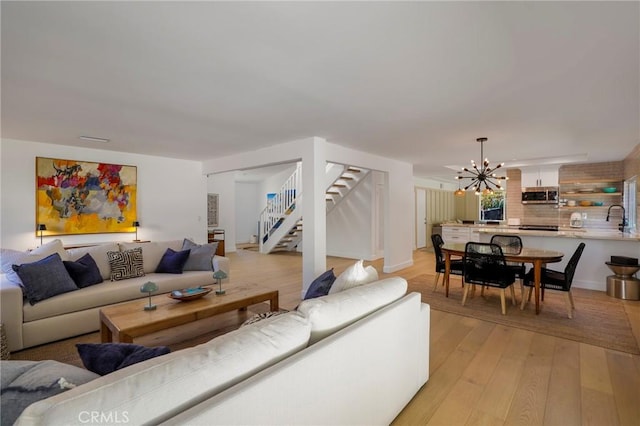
xmin=1 ymin=240 xmax=230 ymax=352
xmin=15 ymin=277 xmax=430 ymax=426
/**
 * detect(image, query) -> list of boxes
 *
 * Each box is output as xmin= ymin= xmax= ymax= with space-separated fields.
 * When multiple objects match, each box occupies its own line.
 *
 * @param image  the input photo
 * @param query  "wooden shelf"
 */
xmin=561 ymin=192 xmax=622 ymax=197
xmin=559 ymin=179 xmax=622 ymax=185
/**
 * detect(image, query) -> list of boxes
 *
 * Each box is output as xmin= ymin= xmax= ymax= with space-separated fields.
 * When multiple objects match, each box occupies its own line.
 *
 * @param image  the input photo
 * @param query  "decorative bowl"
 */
xmin=579 ymin=200 xmax=592 ymax=207
xmin=602 ymin=187 xmax=617 ymax=193
xmin=168 ymin=287 xmax=212 ymax=301
xmin=592 ymin=201 xmax=604 ymax=206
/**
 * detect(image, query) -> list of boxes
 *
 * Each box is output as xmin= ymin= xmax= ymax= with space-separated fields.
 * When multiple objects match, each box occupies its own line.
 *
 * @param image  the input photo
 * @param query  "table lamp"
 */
xmin=133 ymin=221 xmax=140 ymax=242
xmin=37 ymin=224 xmax=47 ymax=246
xmin=213 ymin=270 xmax=227 ymax=295
xmin=140 ymin=281 xmax=158 ymax=310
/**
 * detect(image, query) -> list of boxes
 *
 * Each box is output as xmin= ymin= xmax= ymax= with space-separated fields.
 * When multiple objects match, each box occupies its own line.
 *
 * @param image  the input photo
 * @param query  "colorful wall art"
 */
xmin=36 ymin=157 xmax=137 ymax=236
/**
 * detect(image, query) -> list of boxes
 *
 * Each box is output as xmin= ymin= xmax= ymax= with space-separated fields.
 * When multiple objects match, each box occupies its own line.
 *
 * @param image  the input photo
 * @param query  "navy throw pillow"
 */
xmin=63 ymin=253 xmax=104 ymax=288
xmin=12 ymin=253 xmax=78 ymax=305
xmin=76 ymin=343 xmax=170 ymax=376
xmin=155 ymin=248 xmax=191 ymax=274
xmin=304 ymin=268 xmax=336 ymax=300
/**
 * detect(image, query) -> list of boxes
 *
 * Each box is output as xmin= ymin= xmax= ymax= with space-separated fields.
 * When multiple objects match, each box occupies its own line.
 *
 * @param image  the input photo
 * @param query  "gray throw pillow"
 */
xmin=107 ymin=248 xmax=145 ymax=281
xmin=181 ymin=239 xmax=219 ymax=271
xmin=1 ymin=360 xmax=99 ymax=426
xmin=12 ymin=253 xmax=78 ymax=305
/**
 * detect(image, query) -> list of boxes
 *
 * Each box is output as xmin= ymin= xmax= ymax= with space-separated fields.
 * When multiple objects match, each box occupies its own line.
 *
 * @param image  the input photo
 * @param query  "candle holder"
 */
xmin=213 ymin=270 xmax=227 ymax=295
xmin=140 ymin=281 xmax=158 ymax=310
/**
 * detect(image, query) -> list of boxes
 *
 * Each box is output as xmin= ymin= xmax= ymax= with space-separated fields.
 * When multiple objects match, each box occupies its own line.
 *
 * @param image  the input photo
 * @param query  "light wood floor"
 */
xmin=12 ymin=248 xmax=640 ymax=425
xmin=227 ymin=248 xmax=640 ymax=426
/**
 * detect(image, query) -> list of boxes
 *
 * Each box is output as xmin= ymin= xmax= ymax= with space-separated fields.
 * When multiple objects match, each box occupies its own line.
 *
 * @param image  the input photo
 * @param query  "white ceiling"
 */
xmin=2 ymin=1 xmax=638 ymax=182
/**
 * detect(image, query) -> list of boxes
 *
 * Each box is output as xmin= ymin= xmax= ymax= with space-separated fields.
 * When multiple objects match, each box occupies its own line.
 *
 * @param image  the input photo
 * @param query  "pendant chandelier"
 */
xmin=455 ymin=137 xmax=508 ymax=195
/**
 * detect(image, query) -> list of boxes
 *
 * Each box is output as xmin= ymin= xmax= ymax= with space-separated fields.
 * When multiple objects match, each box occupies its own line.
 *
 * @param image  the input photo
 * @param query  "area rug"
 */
xmin=409 ymin=274 xmax=640 ymax=355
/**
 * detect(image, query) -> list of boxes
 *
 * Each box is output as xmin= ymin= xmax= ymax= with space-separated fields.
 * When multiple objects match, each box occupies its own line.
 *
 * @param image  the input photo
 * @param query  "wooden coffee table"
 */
xmin=99 ymin=284 xmax=279 ymax=343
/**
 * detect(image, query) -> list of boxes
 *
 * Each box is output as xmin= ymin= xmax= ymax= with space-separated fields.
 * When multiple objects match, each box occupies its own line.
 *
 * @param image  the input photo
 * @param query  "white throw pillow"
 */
xmin=1 ymin=239 xmax=68 ymax=285
xmin=119 ymin=242 xmax=161 ymax=274
xmin=328 ymin=260 xmax=379 ymax=294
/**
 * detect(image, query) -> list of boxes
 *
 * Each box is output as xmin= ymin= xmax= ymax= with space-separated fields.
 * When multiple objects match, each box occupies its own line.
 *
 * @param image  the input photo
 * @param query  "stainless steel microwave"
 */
xmin=521 ymin=187 xmax=559 ymax=204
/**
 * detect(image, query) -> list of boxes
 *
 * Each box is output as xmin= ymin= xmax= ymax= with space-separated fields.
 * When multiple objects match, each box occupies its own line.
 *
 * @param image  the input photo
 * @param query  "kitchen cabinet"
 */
xmin=520 ymin=166 xmax=559 ymax=188
xmin=442 ymin=226 xmax=480 ymax=244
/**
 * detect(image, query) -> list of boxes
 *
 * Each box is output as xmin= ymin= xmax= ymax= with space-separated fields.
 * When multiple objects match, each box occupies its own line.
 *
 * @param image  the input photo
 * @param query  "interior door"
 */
xmin=416 ymin=188 xmax=427 ymax=248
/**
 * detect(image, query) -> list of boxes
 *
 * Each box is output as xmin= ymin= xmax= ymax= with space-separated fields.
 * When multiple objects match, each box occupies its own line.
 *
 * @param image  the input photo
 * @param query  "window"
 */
xmin=623 ymin=176 xmax=637 ymax=233
xmin=480 ymin=191 xmax=505 ymax=221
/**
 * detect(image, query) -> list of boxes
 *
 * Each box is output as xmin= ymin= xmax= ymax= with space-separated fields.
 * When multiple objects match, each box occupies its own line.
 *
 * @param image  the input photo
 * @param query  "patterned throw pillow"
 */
xmin=240 ymin=310 xmax=290 ymax=327
xmin=107 ymin=248 xmax=144 ymax=281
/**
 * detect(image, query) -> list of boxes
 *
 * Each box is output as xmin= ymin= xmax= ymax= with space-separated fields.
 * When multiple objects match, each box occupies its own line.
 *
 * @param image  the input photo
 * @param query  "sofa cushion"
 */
xmin=23 ymin=271 xmax=215 ymax=322
xmin=107 ymin=248 xmax=144 ymax=281
xmin=155 ymin=248 xmax=191 ymax=274
xmin=181 ymin=239 xmax=218 ymax=271
xmin=77 ymin=343 xmax=170 ymax=376
xmin=67 ymin=243 xmax=119 ymax=281
xmin=63 ymin=253 xmax=103 ymax=288
xmin=304 ymin=268 xmax=336 ymax=300
xmin=328 ymin=260 xmax=379 ymax=294
xmin=297 ymin=277 xmax=407 ymax=344
xmin=1 ymin=360 xmax=99 ymax=426
xmin=17 ymin=312 xmax=311 ymax=425
xmin=1 ymin=239 xmax=69 ymax=285
xmin=12 ymin=253 xmax=78 ymax=305
xmin=120 ymin=241 xmax=183 ymax=274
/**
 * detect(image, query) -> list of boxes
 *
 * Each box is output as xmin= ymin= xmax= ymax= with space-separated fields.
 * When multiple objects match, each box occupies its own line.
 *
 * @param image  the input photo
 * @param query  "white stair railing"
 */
xmin=259 ymin=163 xmax=302 ymax=245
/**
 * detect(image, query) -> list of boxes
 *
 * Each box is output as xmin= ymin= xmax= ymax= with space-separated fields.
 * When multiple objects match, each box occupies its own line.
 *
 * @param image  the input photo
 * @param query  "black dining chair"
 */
xmin=490 ymin=234 xmax=527 ymax=291
xmin=462 ymin=242 xmax=517 ymax=315
xmin=431 ymin=234 xmax=464 ymax=292
xmin=521 ymin=242 xmax=586 ymax=318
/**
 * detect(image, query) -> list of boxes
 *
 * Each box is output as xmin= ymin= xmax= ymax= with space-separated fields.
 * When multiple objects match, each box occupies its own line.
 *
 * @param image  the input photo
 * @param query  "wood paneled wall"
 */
xmin=417 ymin=187 xmax=456 ymax=248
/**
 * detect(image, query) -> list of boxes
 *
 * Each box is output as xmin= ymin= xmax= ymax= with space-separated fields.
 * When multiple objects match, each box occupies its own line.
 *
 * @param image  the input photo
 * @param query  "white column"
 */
xmin=301 ymin=138 xmax=327 ymax=297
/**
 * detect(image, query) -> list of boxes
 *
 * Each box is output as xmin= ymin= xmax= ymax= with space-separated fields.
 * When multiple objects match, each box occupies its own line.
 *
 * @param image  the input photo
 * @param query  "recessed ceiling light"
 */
xmin=79 ymin=136 xmax=110 ymax=143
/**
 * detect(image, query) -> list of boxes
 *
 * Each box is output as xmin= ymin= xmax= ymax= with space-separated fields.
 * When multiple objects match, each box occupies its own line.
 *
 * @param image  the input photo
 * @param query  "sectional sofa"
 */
xmin=1 ymin=239 xmax=230 ymax=352
xmin=14 ymin=277 xmax=430 ymax=425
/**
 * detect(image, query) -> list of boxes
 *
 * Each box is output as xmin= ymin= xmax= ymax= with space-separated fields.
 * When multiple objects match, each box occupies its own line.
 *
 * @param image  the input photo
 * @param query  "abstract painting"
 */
xmin=36 ymin=157 xmax=137 ymax=236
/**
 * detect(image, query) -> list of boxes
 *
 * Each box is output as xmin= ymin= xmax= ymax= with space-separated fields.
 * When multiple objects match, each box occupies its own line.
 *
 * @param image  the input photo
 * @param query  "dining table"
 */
xmin=441 ymin=243 xmax=565 ymax=314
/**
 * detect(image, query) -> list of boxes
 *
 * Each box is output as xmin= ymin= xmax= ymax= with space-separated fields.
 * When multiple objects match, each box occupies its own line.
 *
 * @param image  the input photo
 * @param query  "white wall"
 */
xmin=327 ymin=172 xmax=381 ymax=260
xmin=235 ymin=182 xmax=259 ymax=244
xmin=202 ymin=137 xmax=415 ymax=288
xmin=0 ymin=138 xmax=208 ymax=250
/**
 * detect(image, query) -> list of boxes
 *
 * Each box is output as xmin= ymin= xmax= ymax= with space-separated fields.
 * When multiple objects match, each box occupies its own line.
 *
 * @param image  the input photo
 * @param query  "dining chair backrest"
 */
xmin=490 ymin=234 xmax=523 ymax=255
xmin=431 ymin=234 xmax=445 ymax=268
xmin=463 ymin=242 xmax=513 ymax=286
xmin=564 ymin=242 xmax=586 ymax=289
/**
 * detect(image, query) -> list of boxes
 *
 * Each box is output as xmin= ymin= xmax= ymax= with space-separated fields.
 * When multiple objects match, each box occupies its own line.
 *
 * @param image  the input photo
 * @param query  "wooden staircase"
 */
xmin=259 ymin=163 xmax=369 ymax=254
xmin=325 ymin=166 xmax=369 ymax=214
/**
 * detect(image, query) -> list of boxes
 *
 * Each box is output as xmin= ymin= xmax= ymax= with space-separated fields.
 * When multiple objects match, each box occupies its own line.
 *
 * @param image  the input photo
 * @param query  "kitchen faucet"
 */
xmin=606 ymin=204 xmax=627 ymax=232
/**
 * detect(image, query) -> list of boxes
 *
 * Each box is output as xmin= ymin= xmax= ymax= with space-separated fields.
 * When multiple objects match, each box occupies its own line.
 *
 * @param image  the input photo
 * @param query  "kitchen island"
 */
xmin=441 ymin=224 xmax=639 ymax=291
